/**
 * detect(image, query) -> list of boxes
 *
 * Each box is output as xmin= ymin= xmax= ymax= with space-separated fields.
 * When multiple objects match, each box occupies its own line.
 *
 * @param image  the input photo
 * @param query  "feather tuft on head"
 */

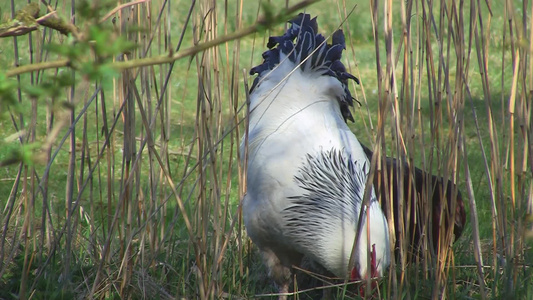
xmin=250 ymin=13 xmax=359 ymax=122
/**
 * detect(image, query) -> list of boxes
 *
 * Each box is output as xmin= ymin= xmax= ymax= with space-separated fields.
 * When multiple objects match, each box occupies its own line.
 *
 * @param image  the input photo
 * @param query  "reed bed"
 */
xmin=0 ymin=0 xmax=531 ymax=299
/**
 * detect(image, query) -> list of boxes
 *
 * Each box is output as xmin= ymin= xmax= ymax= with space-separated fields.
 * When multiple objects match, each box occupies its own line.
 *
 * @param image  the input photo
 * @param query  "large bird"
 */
xmin=242 ymin=14 xmax=390 ymax=298
xmin=361 ymin=144 xmax=466 ymax=260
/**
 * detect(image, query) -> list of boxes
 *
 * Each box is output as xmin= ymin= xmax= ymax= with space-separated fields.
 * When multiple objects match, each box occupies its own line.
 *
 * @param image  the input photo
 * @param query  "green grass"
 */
xmin=0 ymin=0 xmax=532 ymax=299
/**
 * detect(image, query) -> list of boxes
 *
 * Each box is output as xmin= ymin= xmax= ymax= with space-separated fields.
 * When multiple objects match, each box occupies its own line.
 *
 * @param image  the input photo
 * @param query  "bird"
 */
xmin=361 ymin=144 xmax=466 ymax=260
xmin=241 ymin=13 xmax=390 ymax=299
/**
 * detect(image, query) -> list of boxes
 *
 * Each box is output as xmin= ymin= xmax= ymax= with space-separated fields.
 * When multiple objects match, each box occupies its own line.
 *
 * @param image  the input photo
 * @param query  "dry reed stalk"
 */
xmin=361 ymin=0 xmax=512 ymax=298
xmin=1 ymin=0 xmax=531 ymax=298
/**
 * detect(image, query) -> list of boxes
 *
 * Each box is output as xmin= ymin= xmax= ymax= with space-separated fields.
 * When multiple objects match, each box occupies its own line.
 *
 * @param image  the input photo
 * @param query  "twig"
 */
xmin=0 ymin=3 xmax=74 ymax=37
xmin=6 ymin=0 xmax=320 ymax=78
xmin=99 ymin=0 xmax=152 ymax=23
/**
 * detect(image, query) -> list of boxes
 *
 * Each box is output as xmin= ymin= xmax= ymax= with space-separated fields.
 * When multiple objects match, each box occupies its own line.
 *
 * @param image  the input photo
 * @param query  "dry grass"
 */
xmin=0 ymin=0 xmax=531 ymax=299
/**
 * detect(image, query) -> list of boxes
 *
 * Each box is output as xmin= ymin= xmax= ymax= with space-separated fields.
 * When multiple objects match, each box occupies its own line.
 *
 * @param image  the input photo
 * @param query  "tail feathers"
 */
xmin=250 ymin=13 xmax=359 ymax=122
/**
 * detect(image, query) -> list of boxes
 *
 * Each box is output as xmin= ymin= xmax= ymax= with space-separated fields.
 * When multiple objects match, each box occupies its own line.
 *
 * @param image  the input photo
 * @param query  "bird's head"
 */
xmin=351 ymin=244 xmax=379 ymax=281
xmin=350 ymin=244 xmax=380 ymax=295
xmin=349 ymin=204 xmax=390 ymax=294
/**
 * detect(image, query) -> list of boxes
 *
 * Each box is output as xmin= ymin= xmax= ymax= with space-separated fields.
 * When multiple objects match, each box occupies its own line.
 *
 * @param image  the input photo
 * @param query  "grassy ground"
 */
xmin=0 ymin=0 xmax=532 ymax=299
